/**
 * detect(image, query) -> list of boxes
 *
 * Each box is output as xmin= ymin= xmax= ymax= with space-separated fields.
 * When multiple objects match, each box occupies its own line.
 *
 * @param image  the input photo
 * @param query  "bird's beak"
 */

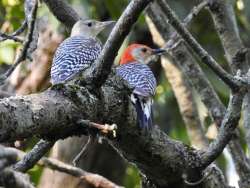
xmin=99 ymin=20 xmax=116 ymax=28
xmin=152 ymin=48 xmax=166 ymax=55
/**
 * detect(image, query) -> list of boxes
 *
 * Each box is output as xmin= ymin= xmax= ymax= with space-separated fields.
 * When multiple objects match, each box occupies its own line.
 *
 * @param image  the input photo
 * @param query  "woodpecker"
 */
xmin=116 ymin=44 xmax=165 ymax=129
xmin=51 ymin=19 xmax=115 ymax=84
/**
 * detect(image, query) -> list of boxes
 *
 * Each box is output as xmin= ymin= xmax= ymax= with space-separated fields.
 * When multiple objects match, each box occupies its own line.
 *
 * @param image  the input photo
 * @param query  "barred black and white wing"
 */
xmin=116 ymin=63 xmax=157 ymax=129
xmin=51 ymin=36 xmax=102 ymax=84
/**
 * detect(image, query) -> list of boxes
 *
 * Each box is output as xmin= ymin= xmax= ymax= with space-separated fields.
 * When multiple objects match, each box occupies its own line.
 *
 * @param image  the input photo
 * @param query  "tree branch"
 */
xmin=0 ymin=169 xmax=35 ymax=188
xmin=44 ymin=0 xmax=155 ymax=89
xmin=146 ymin=14 xmax=208 ymax=149
xmin=147 ymin=2 xmax=247 ymax=186
xmin=0 ymin=0 xmax=246 ymax=187
xmin=207 ymin=1 xmax=250 ymax=186
xmin=227 ymin=140 xmax=250 ymax=188
xmin=0 ymin=20 xmax=26 ymax=43
xmin=201 ymin=91 xmax=244 ymax=168
xmin=156 ymin=0 xmax=239 ymax=90
xmin=43 ymin=0 xmax=80 ymax=28
xmin=0 ymin=74 xmax=204 ymax=187
xmin=0 ymin=145 xmax=34 ymax=188
xmin=0 ymin=0 xmax=38 ymax=84
xmin=208 ymin=0 xmax=249 ymax=71
xmin=10 ymin=147 xmax=123 ymax=188
xmin=86 ymin=0 xmax=154 ymax=88
xmin=162 ymin=0 xmax=208 ymax=51
xmin=146 ymin=4 xmax=233 ymax=187
xmin=42 ymin=157 xmax=123 ymax=188
xmin=13 ymin=139 xmax=55 ymax=172
xmin=147 ymin=0 xmax=225 ymax=130
xmin=0 ymin=32 xmax=23 ymax=43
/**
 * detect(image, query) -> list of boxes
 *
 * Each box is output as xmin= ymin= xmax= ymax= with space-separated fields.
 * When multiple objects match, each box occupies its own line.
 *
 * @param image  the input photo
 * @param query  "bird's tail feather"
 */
xmin=132 ymin=94 xmax=153 ymax=129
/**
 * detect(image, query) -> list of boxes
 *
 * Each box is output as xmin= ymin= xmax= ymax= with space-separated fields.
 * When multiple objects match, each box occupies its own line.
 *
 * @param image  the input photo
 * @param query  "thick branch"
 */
xmin=45 ymin=0 xmax=154 ymax=89
xmin=208 ymin=0 xmax=249 ymax=71
xmin=86 ymin=0 xmax=154 ymax=87
xmin=0 ymin=74 xmax=203 ymax=187
xmin=43 ymin=0 xmax=80 ymax=28
xmin=0 ymin=88 xmax=82 ymax=141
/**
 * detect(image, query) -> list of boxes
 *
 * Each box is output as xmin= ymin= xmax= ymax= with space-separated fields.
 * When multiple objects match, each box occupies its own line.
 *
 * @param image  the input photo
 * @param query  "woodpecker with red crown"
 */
xmin=116 ymin=44 xmax=165 ymax=129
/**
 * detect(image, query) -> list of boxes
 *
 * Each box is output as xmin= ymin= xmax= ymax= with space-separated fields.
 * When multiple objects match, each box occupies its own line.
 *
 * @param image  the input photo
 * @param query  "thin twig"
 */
xmin=156 ymin=0 xmax=239 ymax=90
xmin=162 ymin=0 xmax=208 ymax=50
xmin=0 ymin=20 xmax=27 ymax=43
xmin=0 ymin=32 xmax=23 ymax=43
xmin=11 ymin=20 xmax=27 ymax=37
xmin=146 ymin=6 xmax=208 ymax=149
xmin=148 ymin=3 xmax=246 ymax=186
xmin=42 ymin=158 xmax=124 ymax=188
xmin=13 ymin=139 xmax=55 ymax=172
xmin=73 ymin=119 xmax=118 ymax=166
xmin=0 ymin=0 xmax=38 ymax=85
xmin=147 ymin=1 xmax=226 ymax=125
xmin=10 ymin=147 xmax=123 ymax=188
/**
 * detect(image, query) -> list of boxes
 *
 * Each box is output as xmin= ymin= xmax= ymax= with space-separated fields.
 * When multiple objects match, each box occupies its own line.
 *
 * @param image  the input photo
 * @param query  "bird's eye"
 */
xmin=87 ymin=22 xmax=92 ymax=27
xmin=141 ymin=48 xmax=147 ymax=53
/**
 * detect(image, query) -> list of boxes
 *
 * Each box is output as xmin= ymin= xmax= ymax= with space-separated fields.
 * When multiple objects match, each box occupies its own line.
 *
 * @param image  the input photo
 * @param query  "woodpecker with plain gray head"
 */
xmin=51 ymin=19 xmax=115 ymax=84
xmin=116 ymin=44 xmax=165 ymax=129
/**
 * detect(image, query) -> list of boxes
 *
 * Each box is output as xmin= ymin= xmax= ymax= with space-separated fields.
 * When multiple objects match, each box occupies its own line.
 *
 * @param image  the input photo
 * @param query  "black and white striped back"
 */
xmin=51 ymin=36 xmax=102 ymax=84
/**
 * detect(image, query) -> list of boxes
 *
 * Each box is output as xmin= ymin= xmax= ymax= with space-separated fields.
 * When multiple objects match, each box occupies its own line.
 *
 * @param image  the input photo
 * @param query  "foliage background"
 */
xmin=1 ymin=0 xmax=250 ymax=187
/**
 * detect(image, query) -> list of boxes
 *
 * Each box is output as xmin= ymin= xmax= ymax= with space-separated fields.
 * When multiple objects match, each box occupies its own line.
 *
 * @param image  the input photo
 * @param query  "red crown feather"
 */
xmin=120 ymin=44 xmax=147 ymax=65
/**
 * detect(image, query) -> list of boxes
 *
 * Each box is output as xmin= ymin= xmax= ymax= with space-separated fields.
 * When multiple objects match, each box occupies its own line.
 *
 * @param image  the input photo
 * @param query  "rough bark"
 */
xmin=0 ymin=74 xmax=204 ymax=187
